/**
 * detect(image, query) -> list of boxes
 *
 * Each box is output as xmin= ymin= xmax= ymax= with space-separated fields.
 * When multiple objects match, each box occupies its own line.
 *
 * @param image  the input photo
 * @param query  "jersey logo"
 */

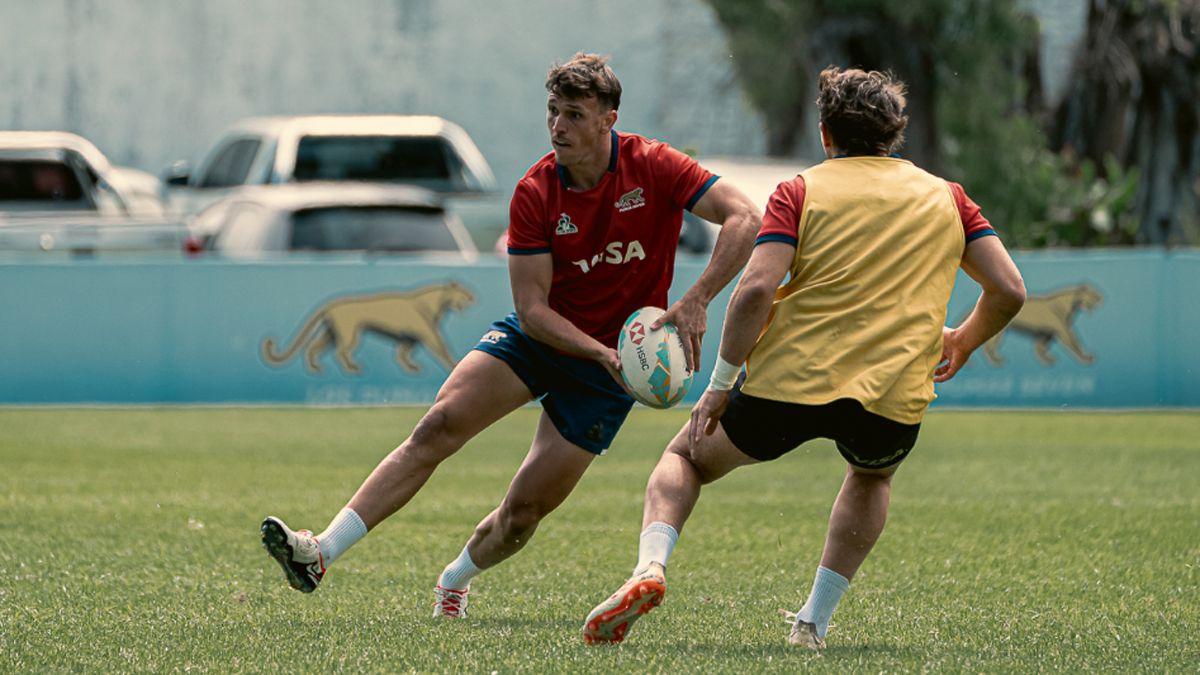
xmin=479 ymin=330 xmax=508 ymax=345
xmin=615 ymin=187 xmax=646 ymax=212
xmin=571 ymin=240 xmax=646 ymax=273
xmin=556 ymin=213 xmax=578 ymax=235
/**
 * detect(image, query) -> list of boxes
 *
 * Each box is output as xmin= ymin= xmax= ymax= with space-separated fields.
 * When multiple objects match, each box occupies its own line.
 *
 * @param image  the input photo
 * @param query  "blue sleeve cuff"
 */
xmin=755 ymin=233 xmax=798 ymax=247
xmin=507 ymin=246 xmax=552 ymax=255
xmin=685 ymin=175 xmax=720 ymax=211
xmin=965 ymin=228 xmax=997 ymax=243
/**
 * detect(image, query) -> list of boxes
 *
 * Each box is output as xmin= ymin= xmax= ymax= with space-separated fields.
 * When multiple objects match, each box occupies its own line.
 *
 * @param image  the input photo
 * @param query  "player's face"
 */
xmin=547 ymin=93 xmax=615 ymax=167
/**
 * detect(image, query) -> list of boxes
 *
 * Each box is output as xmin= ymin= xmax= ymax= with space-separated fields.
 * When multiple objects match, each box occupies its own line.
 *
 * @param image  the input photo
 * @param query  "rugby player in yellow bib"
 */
xmin=584 ymin=67 xmax=1027 ymax=648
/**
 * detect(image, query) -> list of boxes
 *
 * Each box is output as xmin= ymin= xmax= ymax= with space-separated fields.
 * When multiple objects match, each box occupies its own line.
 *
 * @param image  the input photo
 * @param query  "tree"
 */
xmin=702 ymin=0 xmax=1035 ymax=174
xmin=703 ymin=0 xmax=1200 ymax=246
xmin=1053 ymin=0 xmax=1200 ymax=245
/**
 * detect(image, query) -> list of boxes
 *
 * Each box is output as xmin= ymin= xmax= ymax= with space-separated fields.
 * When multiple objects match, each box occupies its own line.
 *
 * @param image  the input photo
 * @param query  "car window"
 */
xmin=0 ymin=159 xmax=93 ymax=208
xmin=200 ymin=138 xmax=262 ymax=188
xmin=292 ymin=136 xmax=459 ymax=189
xmin=288 ymin=206 xmax=459 ymax=253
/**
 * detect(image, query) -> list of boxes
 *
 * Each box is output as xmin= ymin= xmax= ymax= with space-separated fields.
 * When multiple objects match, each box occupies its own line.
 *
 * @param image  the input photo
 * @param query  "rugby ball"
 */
xmin=617 ymin=306 xmax=693 ymax=409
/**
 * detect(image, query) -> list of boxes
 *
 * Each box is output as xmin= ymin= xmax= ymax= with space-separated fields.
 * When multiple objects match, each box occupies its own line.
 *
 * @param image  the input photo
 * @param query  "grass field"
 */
xmin=2 ymin=408 xmax=1197 ymax=672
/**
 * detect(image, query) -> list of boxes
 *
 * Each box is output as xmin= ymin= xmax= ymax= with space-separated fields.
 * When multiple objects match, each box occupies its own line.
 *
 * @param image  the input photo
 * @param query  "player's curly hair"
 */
xmin=816 ymin=67 xmax=908 ymax=156
xmin=546 ymin=53 xmax=622 ymax=111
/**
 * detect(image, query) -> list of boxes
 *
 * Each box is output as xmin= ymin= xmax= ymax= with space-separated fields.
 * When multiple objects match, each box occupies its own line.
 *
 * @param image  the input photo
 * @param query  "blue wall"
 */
xmin=938 ymin=250 xmax=1198 ymax=408
xmin=2 ymin=250 xmax=1196 ymax=407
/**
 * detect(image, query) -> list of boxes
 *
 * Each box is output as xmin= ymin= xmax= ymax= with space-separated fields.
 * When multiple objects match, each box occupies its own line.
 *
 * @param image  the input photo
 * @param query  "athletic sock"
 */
xmin=437 ymin=545 xmax=482 ymax=591
xmin=314 ymin=508 xmax=368 ymax=566
xmin=634 ymin=522 xmax=679 ymax=574
xmin=795 ymin=566 xmax=850 ymax=638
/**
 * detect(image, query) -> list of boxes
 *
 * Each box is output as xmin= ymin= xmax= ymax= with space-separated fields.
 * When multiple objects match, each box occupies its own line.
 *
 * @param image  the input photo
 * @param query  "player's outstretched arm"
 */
xmin=936 ymin=236 xmax=1026 ymax=382
xmin=652 ymin=180 xmax=760 ymax=371
xmin=509 ymin=250 xmax=623 ymax=380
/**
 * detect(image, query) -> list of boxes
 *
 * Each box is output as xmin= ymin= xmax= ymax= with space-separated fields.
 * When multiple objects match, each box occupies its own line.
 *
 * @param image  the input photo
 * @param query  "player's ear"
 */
xmin=819 ymin=122 xmax=835 ymax=155
xmin=604 ymin=109 xmax=617 ymax=132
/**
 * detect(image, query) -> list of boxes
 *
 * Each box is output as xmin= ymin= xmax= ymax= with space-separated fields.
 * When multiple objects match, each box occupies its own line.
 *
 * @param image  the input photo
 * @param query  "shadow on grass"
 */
xmin=431 ymin=615 xmax=584 ymax=632
xmin=597 ymin=639 xmax=917 ymax=661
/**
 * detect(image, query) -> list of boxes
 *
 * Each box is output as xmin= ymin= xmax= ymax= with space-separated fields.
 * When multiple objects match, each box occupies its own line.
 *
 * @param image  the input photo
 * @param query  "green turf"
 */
xmin=2 ymin=408 xmax=1197 ymax=672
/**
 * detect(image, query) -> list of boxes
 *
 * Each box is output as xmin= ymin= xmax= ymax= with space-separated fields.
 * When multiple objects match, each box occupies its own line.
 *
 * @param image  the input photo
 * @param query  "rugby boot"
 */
xmin=787 ymin=618 xmax=826 ymax=650
xmin=582 ymin=566 xmax=666 ymax=644
xmin=261 ymin=516 xmax=325 ymax=593
xmin=433 ymin=585 xmax=469 ymax=618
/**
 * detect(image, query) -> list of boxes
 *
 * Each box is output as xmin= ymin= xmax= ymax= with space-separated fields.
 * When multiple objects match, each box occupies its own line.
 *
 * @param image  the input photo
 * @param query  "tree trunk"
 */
xmin=1053 ymin=0 xmax=1200 ymax=244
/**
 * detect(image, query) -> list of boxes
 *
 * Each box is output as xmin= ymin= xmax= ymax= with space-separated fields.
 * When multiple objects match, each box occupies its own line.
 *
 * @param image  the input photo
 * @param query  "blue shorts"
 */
xmin=472 ymin=313 xmax=635 ymax=455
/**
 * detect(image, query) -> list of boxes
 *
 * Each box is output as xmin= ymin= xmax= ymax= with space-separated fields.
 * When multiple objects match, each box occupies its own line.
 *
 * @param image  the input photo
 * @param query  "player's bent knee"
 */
xmin=404 ymin=406 xmax=468 ymax=460
xmin=409 ymin=408 xmax=450 ymax=446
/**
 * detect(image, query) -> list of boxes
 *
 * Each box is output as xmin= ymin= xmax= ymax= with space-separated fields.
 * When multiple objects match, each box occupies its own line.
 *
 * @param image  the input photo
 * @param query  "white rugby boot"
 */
xmin=260 ymin=516 xmax=325 ymax=593
xmin=787 ymin=619 xmax=826 ymax=649
xmin=780 ymin=609 xmax=826 ymax=650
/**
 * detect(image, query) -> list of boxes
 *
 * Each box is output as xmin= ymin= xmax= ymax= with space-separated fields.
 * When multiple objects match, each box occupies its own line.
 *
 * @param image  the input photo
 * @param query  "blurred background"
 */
xmin=1 ymin=0 xmax=1197 ymax=407
xmin=5 ymin=0 xmax=1197 ymax=246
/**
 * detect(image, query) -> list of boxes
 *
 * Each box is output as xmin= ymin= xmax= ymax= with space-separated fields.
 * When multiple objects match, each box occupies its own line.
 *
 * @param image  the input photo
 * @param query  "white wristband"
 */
xmin=707 ymin=355 xmax=741 ymax=391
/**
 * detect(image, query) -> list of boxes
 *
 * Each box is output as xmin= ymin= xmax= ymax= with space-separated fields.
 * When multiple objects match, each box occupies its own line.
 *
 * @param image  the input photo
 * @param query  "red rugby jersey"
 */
xmin=507 ymin=130 xmax=718 ymax=347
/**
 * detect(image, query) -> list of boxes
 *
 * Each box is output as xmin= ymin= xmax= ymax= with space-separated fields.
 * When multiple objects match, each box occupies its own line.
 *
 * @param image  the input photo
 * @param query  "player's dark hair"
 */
xmin=816 ymin=67 xmax=908 ymax=156
xmin=546 ymin=53 xmax=622 ymax=111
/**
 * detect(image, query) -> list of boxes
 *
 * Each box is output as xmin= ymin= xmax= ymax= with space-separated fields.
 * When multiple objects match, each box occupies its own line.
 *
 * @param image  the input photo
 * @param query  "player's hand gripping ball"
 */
xmin=617 ymin=306 xmax=694 ymax=409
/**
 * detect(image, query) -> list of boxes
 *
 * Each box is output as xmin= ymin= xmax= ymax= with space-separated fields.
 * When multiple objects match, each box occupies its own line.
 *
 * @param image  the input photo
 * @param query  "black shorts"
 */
xmin=720 ymin=390 xmax=920 ymax=469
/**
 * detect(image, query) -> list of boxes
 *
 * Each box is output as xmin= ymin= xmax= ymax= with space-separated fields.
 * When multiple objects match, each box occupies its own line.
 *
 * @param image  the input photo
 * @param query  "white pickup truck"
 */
xmin=164 ymin=115 xmax=497 ymax=218
xmin=0 ymin=131 xmax=166 ymax=218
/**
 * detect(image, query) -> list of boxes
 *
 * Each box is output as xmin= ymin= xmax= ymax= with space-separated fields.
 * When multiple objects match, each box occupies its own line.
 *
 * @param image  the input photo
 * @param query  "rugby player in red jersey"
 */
xmin=583 ymin=67 xmax=1026 ymax=647
xmin=259 ymin=53 xmax=760 ymax=619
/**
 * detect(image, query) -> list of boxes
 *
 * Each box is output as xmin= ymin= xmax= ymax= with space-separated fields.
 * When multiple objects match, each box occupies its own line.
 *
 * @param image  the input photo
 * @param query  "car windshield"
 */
xmin=0 ymin=159 xmax=92 ymax=208
xmin=288 ymin=206 xmax=460 ymax=253
xmin=292 ymin=136 xmax=462 ymax=190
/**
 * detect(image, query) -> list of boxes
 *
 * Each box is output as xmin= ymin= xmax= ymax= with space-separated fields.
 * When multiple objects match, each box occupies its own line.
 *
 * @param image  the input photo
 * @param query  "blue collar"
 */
xmin=557 ymin=129 xmax=619 ymax=189
xmin=607 ymin=128 xmax=619 ymax=171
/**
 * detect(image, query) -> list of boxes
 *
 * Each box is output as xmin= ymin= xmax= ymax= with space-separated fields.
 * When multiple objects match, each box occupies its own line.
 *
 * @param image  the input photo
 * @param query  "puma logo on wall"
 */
xmin=983 ymin=283 xmax=1102 ymax=367
xmin=261 ymin=282 xmax=475 ymax=376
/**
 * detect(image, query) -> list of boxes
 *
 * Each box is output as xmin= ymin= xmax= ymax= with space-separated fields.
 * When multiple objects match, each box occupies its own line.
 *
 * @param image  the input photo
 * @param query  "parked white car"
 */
xmin=165 ymin=115 xmax=497 ymax=219
xmin=193 ymin=183 xmax=478 ymax=262
xmin=0 ymin=131 xmax=166 ymax=217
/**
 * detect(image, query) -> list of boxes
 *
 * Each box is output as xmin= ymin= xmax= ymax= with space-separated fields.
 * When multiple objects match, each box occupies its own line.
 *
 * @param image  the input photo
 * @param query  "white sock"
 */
xmin=634 ymin=522 xmax=679 ymax=573
xmin=795 ymin=566 xmax=850 ymax=638
xmin=314 ymin=508 xmax=368 ymax=566
xmin=437 ymin=545 xmax=482 ymax=591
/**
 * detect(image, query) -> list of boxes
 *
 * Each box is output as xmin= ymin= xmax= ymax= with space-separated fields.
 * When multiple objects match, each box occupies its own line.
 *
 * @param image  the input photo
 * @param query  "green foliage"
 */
xmin=941 ymin=107 xmax=1141 ymax=247
xmin=703 ymin=0 xmax=1146 ymax=248
xmin=2 ymin=408 xmax=1199 ymax=671
xmin=934 ymin=3 xmax=1143 ymax=247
